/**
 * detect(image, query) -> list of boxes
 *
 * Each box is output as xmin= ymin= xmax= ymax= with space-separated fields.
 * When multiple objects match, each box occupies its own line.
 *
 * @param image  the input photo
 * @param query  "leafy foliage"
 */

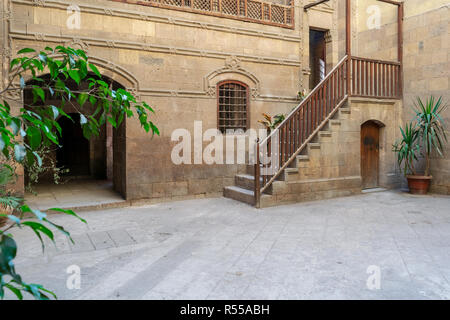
xmin=393 ymin=96 xmax=447 ymax=177
xmin=0 ymin=46 xmax=159 ymax=299
xmin=392 ymin=122 xmax=420 ymax=176
xmin=258 ymin=113 xmax=286 ymax=132
xmin=413 ymin=96 xmax=448 ymax=176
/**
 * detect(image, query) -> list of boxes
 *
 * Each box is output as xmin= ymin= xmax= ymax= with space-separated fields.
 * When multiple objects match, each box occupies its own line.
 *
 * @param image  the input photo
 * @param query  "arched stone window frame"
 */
xmin=204 ymin=56 xmax=260 ymax=100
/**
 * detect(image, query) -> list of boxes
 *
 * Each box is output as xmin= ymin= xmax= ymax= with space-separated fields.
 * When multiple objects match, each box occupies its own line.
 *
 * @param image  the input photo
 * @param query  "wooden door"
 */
xmin=361 ymin=121 xmax=379 ymax=189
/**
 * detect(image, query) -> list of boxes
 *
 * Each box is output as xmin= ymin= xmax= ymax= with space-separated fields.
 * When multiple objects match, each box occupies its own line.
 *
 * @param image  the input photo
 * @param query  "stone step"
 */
xmin=278 ymin=167 xmax=299 ymax=182
xmin=329 ymin=119 xmax=341 ymax=127
xmin=235 ymin=174 xmax=259 ymax=190
xmin=308 ymin=142 xmax=321 ymax=150
xmin=340 ymin=107 xmax=351 ymax=114
xmin=223 ymin=186 xmax=255 ymax=205
xmin=318 ymin=131 xmax=332 ymax=138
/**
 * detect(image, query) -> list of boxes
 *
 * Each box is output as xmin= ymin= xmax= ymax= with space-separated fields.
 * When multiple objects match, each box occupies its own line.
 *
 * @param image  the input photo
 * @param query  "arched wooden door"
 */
xmin=361 ymin=121 xmax=380 ymax=189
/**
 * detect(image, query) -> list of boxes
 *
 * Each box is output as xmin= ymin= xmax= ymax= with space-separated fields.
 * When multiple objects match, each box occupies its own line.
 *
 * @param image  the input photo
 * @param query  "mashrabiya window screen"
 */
xmin=218 ymin=82 xmax=248 ymax=133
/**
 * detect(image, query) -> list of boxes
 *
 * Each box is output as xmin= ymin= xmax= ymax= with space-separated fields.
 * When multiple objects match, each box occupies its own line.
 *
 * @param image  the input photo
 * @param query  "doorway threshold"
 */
xmin=25 ymin=179 xmax=128 ymax=212
xmin=362 ymin=187 xmax=388 ymax=194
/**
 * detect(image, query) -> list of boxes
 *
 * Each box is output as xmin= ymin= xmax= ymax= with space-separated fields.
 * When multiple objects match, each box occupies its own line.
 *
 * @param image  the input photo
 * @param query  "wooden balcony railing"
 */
xmin=117 ymin=0 xmax=294 ymax=28
xmin=254 ymin=55 xmax=402 ymax=206
xmin=351 ymin=56 xmax=401 ymax=99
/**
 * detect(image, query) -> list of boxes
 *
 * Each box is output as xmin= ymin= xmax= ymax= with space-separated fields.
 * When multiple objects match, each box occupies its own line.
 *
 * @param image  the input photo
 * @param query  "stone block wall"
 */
xmin=338 ymin=0 xmax=450 ymax=194
xmin=4 ymin=0 xmax=308 ymax=201
xmin=260 ymin=97 xmax=403 ymax=207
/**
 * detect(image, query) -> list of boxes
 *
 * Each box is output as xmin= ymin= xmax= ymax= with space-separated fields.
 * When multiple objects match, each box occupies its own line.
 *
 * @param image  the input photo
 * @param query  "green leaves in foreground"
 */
xmin=0 ymin=204 xmax=87 ymax=300
xmin=2 ymin=45 xmax=159 ymax=166
xmin=0 ymin=235 xmax=57 ymax=300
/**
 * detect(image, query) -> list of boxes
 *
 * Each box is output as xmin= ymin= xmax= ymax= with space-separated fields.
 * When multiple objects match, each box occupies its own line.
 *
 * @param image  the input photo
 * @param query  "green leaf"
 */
xmin=26 ymin=126 xmax=42 ymax=150
xmin=14 ymin=144 xmax=26 ymax=162
xmin=0 ymin=214 xmax=21 ymax=225
xmin=22 ymin=221 xmax=54 ymax=244
xmin=89 ymin=63 xmax=101 ymax=78
xmin=32 ymin=209 xmax=47 ymax=221
xmin=77 ymin=93 xmax=88 ymax=107
xmin=4 ymin=283 xmax=23 ymax=300
xmin=51 ymin=105 xmax=59 ymax=119
xmin=32 ymin=87 xmax=45 ymax=103
xmin=79 ymin=114 xmax=87 ymax=125
xmin=48 ymin=208 xmax=87 ymax=224
xmin=17 ymin=48 xmax=36 ymax=54
xmin=68 ymin=70 xmax=80 ymax=85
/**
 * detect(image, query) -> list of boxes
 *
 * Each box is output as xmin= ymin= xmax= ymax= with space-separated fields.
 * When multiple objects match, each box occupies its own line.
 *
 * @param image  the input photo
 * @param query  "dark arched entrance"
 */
xmin=56 ymin=114 xmax=90 ymax=177
xmin=361 ymin=120 xmax=384 ymax=189
xmin=24 ymin=73 xmax=126 ymax=199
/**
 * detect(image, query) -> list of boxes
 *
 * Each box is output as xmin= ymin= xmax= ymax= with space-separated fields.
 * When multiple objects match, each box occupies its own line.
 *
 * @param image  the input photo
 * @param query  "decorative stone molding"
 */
xmin=204 ymin=57 xmax=260 ymax=100
xmin=9 ymin=30 xmax=301 ymax=67
xmin=12 ymin=0 xmax=301 ymax=43
xmin=64 ymin=38 xmax=89 ymax=53
xmin=32 ymin=0 xmax=45 ymax=6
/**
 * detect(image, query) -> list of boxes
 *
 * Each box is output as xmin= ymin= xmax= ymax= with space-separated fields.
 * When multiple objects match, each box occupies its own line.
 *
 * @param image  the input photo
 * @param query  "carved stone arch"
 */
xmin=20 ymin=54 xmax=140 ymax=94
xmin=204 ymin=56 xmax=260 ymax=100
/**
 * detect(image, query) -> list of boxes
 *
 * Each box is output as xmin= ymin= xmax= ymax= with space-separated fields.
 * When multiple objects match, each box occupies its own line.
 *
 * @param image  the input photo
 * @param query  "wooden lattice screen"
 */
xmin=113 ymin=0 xmax=294 ymax=28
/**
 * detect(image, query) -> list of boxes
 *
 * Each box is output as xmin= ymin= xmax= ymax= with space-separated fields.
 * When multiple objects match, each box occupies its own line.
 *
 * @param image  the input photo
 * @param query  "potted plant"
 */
xmin=393 ymin=96 xmax=447 ymax=194
xmin=258 ymin=112 xmax=286 ymax=133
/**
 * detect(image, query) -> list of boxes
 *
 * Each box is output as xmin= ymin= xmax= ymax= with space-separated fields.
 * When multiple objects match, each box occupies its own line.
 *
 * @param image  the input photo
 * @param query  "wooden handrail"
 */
xmin=351 ymin=56 xmax=401 ymax=66
xmin=259 ymin=55 xmax=349 ymax=147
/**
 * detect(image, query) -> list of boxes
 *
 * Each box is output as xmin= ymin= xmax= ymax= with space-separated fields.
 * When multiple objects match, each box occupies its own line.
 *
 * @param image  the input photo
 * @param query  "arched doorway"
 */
xmin=361 ymin=120 xmax=383 ymax=189
xmin=23 ymin=73 xmax=127 ymax=203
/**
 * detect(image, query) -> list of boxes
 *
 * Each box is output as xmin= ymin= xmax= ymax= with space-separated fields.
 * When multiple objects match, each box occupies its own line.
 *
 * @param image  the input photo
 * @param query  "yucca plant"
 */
xmin=413 ymin=96 xmax=448 ymax=176
xmin=392 ymin=122 xmax=420 ymax=176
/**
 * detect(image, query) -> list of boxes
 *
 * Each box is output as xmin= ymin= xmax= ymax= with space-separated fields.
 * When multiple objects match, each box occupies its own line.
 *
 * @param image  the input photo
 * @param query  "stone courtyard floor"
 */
xmin=7 ymin=190 xmax=450 ymax=300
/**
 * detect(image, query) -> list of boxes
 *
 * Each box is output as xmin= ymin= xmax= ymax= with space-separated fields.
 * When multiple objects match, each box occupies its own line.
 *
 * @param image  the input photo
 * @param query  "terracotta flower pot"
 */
xmin=406 ymin=175 xmax=432 ymax=195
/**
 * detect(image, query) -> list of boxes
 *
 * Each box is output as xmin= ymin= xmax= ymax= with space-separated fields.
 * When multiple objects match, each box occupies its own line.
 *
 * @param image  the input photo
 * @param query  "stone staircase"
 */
xmin=223 ymin=103 xmax=362 ymax=207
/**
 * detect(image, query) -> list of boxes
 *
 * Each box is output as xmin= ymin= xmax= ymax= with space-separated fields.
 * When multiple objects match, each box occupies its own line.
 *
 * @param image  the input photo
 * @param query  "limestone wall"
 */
xmin=4 ymin=0 xmax=307 ymax=200
xmin=345 ymin=0 xmax=450 ymax=194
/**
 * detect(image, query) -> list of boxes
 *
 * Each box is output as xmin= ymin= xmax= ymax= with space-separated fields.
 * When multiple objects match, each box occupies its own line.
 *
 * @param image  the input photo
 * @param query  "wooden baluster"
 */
xmin=351 ymin=58 xmax=355 ymax=96
xmin=269 ymin=4 xmax=272 ymax=22
xmin=330 ymin=73 xmax=334 ymax=108
xmin=314 ymin=89 xmax=318 ymax=128
xmin=254 ymin=139 xmax=260 ymax=207
xmin=359 ymin=59 xmax=362 ymax=96
xmin=380 ymin=63 xmax=383 ymax=97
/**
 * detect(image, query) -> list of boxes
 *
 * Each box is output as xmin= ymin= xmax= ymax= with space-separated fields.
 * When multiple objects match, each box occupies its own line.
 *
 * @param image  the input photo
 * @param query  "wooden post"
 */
xmin=254 ymin=139 xmax=260 ymax=208
xmin=398 ymin=2 xmax=403 ymax=97
xmin=346 ymin=0 xmax=351 ymax=95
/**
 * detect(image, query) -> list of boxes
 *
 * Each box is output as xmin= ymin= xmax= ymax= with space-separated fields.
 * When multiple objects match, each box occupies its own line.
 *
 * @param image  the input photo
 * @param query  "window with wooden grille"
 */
xmin=217 ymin=81 xmax=248 ymax=133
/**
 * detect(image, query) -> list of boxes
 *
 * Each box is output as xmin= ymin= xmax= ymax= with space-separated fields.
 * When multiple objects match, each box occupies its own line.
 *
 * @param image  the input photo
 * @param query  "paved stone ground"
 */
xmin=6 ymin=190 xmax=450 ymax=300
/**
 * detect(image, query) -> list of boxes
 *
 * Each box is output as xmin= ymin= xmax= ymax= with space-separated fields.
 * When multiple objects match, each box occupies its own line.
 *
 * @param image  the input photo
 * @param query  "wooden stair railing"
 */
xmin=254 ymin=55 xmax=402 ymax=207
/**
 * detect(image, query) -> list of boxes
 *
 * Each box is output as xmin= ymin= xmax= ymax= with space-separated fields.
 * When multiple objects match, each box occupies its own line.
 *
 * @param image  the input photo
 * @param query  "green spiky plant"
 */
xmin=392 ymin=122 xmax=420 ymax=176
xmin=413 ymin=96 xmax=448 ymax=176
xmin=393 ymin=96 xmax=447 ymax=178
